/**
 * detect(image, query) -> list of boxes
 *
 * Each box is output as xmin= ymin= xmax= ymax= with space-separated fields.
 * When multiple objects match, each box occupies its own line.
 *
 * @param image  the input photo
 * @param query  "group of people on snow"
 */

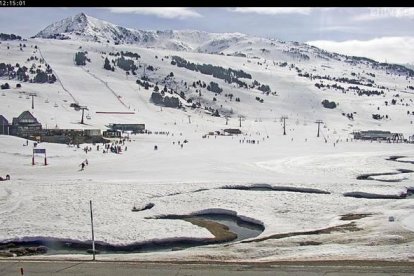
xmin=78 ymin=139 xmax=131 ymax=171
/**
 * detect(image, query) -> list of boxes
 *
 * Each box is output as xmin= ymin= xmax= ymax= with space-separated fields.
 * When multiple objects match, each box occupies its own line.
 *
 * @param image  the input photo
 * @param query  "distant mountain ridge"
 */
xmin=32 ymin=13 xmax=414 ymax=77
xmin=33 ymin=13 xmax=248 ymax=52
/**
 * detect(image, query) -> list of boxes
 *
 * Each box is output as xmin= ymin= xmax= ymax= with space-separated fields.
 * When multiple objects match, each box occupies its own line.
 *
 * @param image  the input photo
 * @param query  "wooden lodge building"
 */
xmin=9 ymin=111 xmax=42 ymax=138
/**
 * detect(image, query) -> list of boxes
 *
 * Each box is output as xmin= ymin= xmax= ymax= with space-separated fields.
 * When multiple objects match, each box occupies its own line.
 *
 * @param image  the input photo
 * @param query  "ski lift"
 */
xmin=86 ymin=113 xmax=91 ymax=120
xmin=45 ymin=99 xmax=49 ymax=103
xmin=26 ymin=95 xmax=30 ymax=99
xmin=54 ymin=103 xmax=58 ymax=107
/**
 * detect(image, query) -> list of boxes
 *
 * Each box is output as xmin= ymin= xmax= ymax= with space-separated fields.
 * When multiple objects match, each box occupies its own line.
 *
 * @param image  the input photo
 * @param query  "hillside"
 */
xmin=0 ymin=14 xmax=403 ymax=136
xmin=0 ymin=25 xmax=412 ymax=134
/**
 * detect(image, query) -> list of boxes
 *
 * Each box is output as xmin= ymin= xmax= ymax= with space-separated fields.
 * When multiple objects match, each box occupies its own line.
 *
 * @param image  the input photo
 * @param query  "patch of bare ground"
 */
xmin=340 ymin=213 xmax=373 ymax=220
xmin=299 ymin=241 xmax=322 ymax=246
xmin=356 ymin=169 xmax=414 ymax=181
xmin=243 ymin=222 xmax=362 ymax=243
xmin=131 ymin=203 xmax=154 ymax=212
xmin=0 ymin=245 xmax=48 ymax=257
xmin=184 ymin=217 xmax=237 ymax=243
xmin=387 ymin=155 xmax=414 ymax=164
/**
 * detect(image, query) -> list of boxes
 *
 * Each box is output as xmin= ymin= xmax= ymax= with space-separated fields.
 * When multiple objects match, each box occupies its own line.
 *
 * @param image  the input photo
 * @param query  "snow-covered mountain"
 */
xmin=35 ymin=13 xmax=163 ymax=44
xmin=2 ymin=11 xmax=411 ymax=134
xmin=33 ymin=13 xmax=414 ymax=76
xmin=34 ymin=13 xmax=248 ymax=52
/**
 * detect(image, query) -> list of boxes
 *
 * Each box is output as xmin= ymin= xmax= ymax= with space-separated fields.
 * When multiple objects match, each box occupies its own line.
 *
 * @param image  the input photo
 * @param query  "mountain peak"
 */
xmin=34 ymin=12 xmax=93 ymax=39
xmin=73 ymin=12 xmax=88 ymax=22
xmin=34 ymin=12 xmax=127 ymax=42
xmin=33 ymin=13 xmax=252 ymax=52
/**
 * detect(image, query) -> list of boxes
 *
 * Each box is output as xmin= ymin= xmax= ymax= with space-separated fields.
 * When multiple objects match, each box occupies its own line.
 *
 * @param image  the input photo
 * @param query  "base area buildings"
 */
xmin=0 ymin=111 xmax=145 ymax=143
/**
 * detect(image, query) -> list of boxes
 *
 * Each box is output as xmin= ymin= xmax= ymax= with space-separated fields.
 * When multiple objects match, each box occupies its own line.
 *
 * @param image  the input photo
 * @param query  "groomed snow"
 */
xmin=1 ymin=37 xmax=414 ymax=262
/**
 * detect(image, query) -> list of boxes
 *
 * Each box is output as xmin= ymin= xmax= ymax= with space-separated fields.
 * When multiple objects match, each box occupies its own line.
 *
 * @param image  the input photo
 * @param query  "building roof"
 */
xmin=224 ymin=128 xmax=242 ymax=134
xmin=12 ymin=111 xmax=39 ymax=125
xmin=355 ymin=130 xmax=394 ymax=138
xmin=108 ymin=123 xmax=145 ymax=127
xmin=0 ymin=115 xmax=8 ymax=125
xmin=360 ymin=130 xmax=391 ymax=134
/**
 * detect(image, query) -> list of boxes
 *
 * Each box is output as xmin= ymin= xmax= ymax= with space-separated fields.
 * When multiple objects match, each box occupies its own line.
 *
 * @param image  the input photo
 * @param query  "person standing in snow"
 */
xmin=80 ymin=162 xmax=85 ymax=171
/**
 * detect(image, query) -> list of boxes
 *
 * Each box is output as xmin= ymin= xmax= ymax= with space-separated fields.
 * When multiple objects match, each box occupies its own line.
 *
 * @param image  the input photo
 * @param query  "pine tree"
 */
xmin=104 ymin=57 xmax=111 ymax=70
xmin=75 ymin=52 xmax=87 ymax=66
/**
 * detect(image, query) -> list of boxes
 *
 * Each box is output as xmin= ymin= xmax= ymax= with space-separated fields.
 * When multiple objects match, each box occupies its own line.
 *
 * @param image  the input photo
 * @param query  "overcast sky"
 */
xmin=1 ymin=7 xmax=413 ymax=64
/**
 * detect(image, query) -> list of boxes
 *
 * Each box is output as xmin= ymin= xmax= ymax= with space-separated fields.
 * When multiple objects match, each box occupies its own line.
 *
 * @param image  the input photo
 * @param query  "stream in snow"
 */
xmin=2 ymin=214 xmax=264 ymax=255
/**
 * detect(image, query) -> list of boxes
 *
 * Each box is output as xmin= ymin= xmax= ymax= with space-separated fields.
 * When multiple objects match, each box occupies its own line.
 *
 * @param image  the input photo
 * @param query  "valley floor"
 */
xmin=1 ymin=123 xmax=414 ymax=262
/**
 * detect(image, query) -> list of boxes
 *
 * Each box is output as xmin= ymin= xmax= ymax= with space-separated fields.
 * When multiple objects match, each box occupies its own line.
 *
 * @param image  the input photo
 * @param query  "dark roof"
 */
xmin=355 ymin=130 xmax=394 ymax=138
xmin=108 ymin=123 xmax=145 ymax=127
xmin=360 ymin=130 xmax=391 ymax=134
xmin=0 ymin=115 xmax=8 ymax=125
xmin=224 ymin=128 xmax=242 ymax=134
xmin=12 ymin=111 xmax=39 ymax=125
